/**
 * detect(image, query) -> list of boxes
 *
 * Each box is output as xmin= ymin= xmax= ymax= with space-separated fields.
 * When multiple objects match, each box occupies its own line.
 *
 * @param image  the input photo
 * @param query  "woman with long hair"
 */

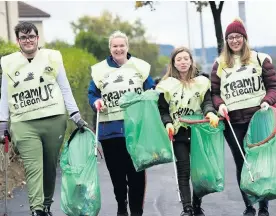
xmin=211 ymin=18 xmax=276 ymax=216
xmin=157 ymin=46 xmax=219 ymax=216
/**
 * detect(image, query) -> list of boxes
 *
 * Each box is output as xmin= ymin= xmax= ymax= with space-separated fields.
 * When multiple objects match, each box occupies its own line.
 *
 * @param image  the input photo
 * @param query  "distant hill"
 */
xmin=159 ymin=44 xmax=276 ymax=64
xmin=252 ymin=46 xmax=276 ymax=59
xmin=159 ymin=44 xmax=175 ymax=57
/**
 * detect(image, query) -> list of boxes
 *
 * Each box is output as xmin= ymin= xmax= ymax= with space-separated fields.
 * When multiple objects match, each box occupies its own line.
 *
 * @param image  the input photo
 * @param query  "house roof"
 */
xmin=18 ymin=1 xmax=51 ymax=18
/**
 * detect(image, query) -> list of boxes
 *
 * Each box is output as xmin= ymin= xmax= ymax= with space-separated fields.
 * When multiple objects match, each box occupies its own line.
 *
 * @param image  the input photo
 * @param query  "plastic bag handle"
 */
xmin=246 ymin=107 xmax=276 ymax=148
xmin=67 ymin=128 xmax=80 ymax=146
xmin=179 ymin=117 xmax=224 ymax=124
xmin=66 ymin=127 xmax=104 ymax=159
xmin=120 ymin=100 xmax=142 ymax=109
xmin=67 ymin=126 xmax=93 ymax=146
xmin=247 ymin=128 xmax=276 ymax=148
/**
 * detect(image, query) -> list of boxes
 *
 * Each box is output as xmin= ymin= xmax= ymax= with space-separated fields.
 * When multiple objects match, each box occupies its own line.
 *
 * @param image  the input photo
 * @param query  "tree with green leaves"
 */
xmin=71 ymin=10 xmax=146 ymax=40
xmin=75 ymin=31 xmax=109 ymax=61
xmin=71 ymin=11 xmax=168 ymax=78
xmin=136 ymin=1 xmax=225 ymax=55
xmin=135 ymin=1 xmax=155 ymax=11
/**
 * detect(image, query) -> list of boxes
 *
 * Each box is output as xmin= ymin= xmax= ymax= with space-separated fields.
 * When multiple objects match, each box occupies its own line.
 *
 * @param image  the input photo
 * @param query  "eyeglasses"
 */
xmin=18 ymin=35 xmax=37 ymax=42
xmin=227 ymin=35 xmax=243 ymax=42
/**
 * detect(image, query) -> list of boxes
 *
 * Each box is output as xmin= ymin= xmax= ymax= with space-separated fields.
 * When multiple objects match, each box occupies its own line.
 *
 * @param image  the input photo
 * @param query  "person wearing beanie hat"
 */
xmin=210 ymin=18 xmax=276 ymax=216
xmin=225 ymin=18 xmax=247 ymax=41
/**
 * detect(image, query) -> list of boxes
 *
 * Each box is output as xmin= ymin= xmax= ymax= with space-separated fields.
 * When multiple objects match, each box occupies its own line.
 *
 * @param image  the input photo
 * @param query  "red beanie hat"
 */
xmin=225 ymin=18 xmax=247 ymax=40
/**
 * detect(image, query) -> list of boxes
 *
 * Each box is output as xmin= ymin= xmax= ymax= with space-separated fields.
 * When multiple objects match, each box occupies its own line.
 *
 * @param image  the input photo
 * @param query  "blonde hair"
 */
xmin=221 ymin=18 xmax=251 ymax=68
xmin=162 ymin=46 xmax=197 ymax=83
xmin=108 ymin=30 xmax=129 ymax=48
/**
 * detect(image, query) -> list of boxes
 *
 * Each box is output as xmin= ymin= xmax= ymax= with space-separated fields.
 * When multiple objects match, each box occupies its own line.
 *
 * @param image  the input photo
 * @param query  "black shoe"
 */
xmin=194 ymin=205 xmax=205 ymax=216
xmin=180 ymin=205 xmax=194 ymax=216
xmin=117 ymin=213 xmax=128 ymax=216
xmin=258 ymin=207 xmax=269 ymax=216
xmin=244 ymin=206 xmax=256 ymax=216
xmin=130 ymin=213 xmax=142 ymax=216
xmin=31 ymin=210 xmax=44 ymax=216
xmin=43 ymin=206 xmax=53 ymax=216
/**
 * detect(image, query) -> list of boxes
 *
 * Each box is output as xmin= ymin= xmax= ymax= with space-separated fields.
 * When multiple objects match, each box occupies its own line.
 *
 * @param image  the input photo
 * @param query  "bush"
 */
xmin=58 ymin=47 xmax=97 ymax=117
xmin=54 ymin=47 xmax=98 ymax=138
xmin=0 ymin=39 xmax=19 ymax=57
xmin=0 ymin=39 xmax=19 ymax=97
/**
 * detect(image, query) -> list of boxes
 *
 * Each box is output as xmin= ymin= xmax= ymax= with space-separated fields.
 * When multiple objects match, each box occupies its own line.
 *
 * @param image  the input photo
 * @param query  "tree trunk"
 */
xmin=209 ymin=1 xmax=224 ymax=55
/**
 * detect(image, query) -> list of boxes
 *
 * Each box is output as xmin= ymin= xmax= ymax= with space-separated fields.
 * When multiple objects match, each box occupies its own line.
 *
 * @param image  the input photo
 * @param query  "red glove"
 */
xmin=94 ymin=99 xmax=106 ymax=112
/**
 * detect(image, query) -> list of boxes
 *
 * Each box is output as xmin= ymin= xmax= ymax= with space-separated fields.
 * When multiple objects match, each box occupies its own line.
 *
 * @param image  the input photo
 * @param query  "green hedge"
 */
xmin=0 ymin=39 xmax=19 ymax=57
xmin=56 ymin=47 xmax=98 ymax=137
xmin=0 ymin=39 xmax=19 ymax=98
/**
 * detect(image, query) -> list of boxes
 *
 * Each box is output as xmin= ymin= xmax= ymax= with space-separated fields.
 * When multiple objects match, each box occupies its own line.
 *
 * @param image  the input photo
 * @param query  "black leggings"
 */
xmin=173 ymin=127 xmax=201 ymax=209
xmin=101 ymin=137 xmax=146 ymax=214
xmin=224 ymin=122 xmax=268 ymax=208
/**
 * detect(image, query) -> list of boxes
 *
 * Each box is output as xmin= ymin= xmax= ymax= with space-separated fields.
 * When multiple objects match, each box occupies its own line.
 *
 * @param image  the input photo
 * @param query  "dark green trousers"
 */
xmin=10 ymin=114 xmax=67 ymax=211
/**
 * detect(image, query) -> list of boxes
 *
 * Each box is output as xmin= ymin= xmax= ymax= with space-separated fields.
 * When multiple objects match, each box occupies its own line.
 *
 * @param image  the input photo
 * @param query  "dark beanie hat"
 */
xmin=225 ymin=18 xmax=247 ymax=40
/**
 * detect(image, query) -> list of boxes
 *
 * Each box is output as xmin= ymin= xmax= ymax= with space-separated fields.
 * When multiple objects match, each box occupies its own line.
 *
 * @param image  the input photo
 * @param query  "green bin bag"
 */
xmin=60 ymin=128 xmax=101 ymax=216
xmin=241 ymin=107 xmax=276 ymax=204
xmin=119 ymin=90 xmax=173 ymax=172
xmin=180 ymin=115 xmax=225 ymax=198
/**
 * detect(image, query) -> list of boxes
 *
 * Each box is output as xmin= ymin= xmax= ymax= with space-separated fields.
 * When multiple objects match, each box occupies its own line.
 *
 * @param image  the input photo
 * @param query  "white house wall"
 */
xmin=0 ymin=1 xmax=18 ymax=43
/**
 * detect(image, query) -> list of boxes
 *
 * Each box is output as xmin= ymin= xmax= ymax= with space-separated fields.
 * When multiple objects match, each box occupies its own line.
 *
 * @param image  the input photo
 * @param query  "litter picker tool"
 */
xmin=94 ymin=99 xmax=103 ymax=157
xmin=169 ymin=129 xmax=181 ymax=202
xmin=223 ymin=110 xmax=254 ymax=182
xmin=94 ymin=109 xmax=100 ymax=157
xmin=1 ymin=130 xmax=10 ymax=216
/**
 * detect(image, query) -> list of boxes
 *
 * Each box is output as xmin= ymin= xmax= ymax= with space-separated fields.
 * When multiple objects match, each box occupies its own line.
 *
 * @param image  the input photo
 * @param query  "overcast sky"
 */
xmin=26 ymin=0 xmax=276 ymax=49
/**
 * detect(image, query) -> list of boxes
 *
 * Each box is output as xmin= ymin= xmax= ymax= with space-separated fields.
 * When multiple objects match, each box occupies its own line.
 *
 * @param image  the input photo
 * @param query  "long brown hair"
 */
xmin=221 ymin=35 xmax=251 ymax=68
xmin=162 ymin=47 xmax=197 ymax=83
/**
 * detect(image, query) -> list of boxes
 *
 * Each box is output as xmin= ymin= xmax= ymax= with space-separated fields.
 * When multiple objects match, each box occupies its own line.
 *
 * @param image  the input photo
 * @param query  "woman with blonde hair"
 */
xmin=211 ymin=18 xmax=276 ymax=216
xmin=88 ymin=30 xmax=155 ymax=216
xmin=157 ymin=46 xmax=219 ymax=216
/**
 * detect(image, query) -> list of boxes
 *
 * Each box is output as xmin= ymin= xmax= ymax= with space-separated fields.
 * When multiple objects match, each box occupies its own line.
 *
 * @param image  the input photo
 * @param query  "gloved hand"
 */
xmin=206 ymin=112 xmax=219 ymax=128
xmin=166 ymin=123 xmax=174 ymax=138
xmin=0 ymin=122 xmax=8 ymax=136
xmin=0 ymin=122 xmax=9 ymax=144
xmin=94 ymin=99 xmax=107 ymax=112
xmin=218 ymin=104 xmax=228 ymax=117
xmin=260 ymin=101 xmax=269 ymax=111
xmin=70 ymin=112 xmax=88 ymax=133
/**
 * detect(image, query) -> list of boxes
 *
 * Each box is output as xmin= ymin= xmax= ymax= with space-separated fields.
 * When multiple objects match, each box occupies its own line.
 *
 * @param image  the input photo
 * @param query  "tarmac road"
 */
xmin=1 ymin=144 xmax=275 ymax=216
